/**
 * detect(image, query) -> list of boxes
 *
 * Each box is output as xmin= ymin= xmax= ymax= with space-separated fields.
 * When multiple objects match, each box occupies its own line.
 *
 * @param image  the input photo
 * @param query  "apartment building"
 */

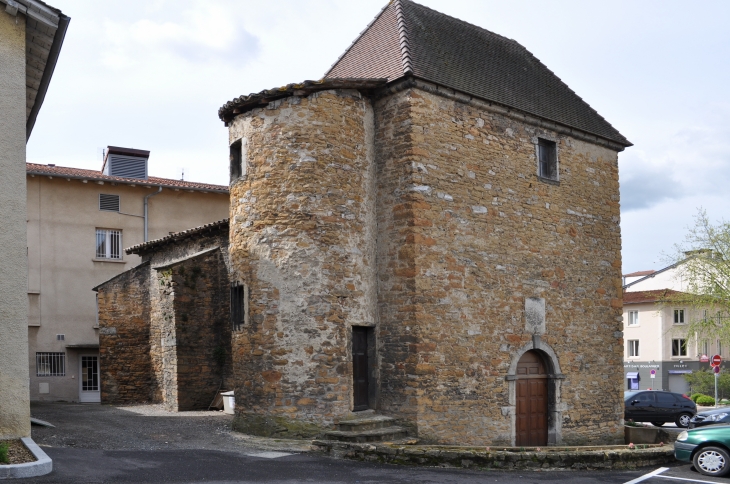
xmin=27 ymin=147 xmax=228 ymax=402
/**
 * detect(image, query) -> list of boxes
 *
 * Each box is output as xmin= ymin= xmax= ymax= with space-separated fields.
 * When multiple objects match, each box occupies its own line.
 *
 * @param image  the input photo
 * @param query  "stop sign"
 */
xmin=712 ymin=354 xmax=723 ymax=367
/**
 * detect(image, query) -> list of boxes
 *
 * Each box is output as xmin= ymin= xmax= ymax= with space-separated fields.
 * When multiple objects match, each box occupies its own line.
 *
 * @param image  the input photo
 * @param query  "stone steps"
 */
xmin=324 ymin=414 xmax=409 ymax=443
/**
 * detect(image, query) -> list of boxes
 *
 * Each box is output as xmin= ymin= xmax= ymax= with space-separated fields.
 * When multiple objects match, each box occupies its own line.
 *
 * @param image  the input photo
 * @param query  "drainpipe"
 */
xmin=143 ymin=187 xmax=162 ymax=242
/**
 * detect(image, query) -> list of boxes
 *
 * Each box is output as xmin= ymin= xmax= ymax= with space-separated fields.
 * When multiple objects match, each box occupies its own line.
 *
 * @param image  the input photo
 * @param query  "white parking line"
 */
xmin=623 ymin=467 xmax=669 ymax=484
xmin=655 ymin=475 xmax=728 ymax=484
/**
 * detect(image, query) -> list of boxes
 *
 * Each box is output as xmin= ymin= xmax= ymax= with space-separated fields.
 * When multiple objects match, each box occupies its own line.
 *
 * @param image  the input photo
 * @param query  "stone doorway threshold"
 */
xmin=0 ymin=437 xmax=52 ymax=479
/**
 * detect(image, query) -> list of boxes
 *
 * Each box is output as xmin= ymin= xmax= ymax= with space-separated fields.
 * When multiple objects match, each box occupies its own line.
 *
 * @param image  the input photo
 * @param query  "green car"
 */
xmin=676 ymin=425 xmax=730 ymax=477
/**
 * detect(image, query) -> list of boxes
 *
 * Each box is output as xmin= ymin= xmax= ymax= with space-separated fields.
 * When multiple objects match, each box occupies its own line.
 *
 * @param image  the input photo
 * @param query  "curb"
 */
xmin=0 ymin=438 xmax=52 ymax=479
xmin=312 ymin=441 xmax=676 ymax=470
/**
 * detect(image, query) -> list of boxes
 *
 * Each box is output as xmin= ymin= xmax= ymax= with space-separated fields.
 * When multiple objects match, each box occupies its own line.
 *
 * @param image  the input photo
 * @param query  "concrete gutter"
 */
xmin=312 ymin=441 xmax=675 ymax=471
xmin=0 ymin=437 xmax=52 ymax=479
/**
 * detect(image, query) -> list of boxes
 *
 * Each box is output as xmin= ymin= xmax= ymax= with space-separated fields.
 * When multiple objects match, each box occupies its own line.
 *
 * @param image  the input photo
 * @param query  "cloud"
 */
xmin=620 ymin=124 xmax=730 ymax=212
xmin=100 ymin=3 xmax=260 ymax=70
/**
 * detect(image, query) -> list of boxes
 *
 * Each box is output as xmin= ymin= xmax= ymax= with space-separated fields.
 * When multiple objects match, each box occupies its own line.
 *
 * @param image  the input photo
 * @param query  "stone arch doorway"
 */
xmin=515 ymin=350 xmax=548 ymax=446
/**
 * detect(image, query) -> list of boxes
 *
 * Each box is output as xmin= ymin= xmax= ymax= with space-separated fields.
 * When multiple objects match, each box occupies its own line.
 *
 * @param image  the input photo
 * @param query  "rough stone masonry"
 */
xmin=221 ymin=76 xmax=627 ymax=445
xmin=99 ymin=0 xmax=631 ymax=446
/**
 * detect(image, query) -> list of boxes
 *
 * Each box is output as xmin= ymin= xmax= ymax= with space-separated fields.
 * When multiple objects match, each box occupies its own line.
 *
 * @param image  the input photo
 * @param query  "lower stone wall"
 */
xmin=312 ymin=441 xmax=675 ymax=471
xmin=171 ymin=249 xmax=232 ymax=410
xmin=97 ymin=262 xmax=155 ymax=404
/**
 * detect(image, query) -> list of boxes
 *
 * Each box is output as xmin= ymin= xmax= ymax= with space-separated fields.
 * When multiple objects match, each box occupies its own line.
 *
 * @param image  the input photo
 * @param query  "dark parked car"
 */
xmin=624 ymin=390 xmax=696 ymax=428
xmin=690 ymin=407 xmax=730 ymax=429
xmin=676 ymin=426 xmax=730 ymax=477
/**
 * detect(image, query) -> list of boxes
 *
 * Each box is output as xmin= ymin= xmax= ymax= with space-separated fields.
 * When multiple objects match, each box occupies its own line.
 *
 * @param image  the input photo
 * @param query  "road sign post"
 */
xmin=713 ymin=355 xmax=723 ymax=408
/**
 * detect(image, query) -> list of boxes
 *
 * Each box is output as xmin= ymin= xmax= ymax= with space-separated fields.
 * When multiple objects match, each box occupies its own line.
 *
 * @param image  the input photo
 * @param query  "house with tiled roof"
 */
xmin=27 ymin=147 xmax=228 ymax=403
xmin=622 ymin=259 xmax=724 ymax=394
xmin=102 ymin=0 xmax=631 ymax=447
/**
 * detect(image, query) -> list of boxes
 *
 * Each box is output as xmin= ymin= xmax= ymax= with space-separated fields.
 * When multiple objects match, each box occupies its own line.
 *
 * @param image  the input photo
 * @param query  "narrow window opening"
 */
xmin=537 ymin=138 xmax=557 ymax=180
xmin=230 ymin=282 xmax=248 ymax=331
xmin=230 ymin=139 xmax=243 ymax=183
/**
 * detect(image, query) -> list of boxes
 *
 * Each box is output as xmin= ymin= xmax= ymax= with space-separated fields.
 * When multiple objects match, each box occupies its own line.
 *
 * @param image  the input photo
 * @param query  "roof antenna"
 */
xmin=181 ymin=168 xmax=184 ymax=181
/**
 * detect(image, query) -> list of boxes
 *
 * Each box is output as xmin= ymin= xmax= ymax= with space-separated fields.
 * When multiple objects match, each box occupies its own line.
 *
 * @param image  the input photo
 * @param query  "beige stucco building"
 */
xmin=27 ymin=149 xmax=228 ymax=403
xmin=623 ymin=262 xmax=722 ymax=393
xmin=0 ymin=0 xmax=68 ymax=440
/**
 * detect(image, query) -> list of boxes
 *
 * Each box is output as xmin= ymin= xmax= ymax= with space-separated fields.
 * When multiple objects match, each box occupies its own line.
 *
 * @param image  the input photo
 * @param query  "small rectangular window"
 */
xmin=719 ymin=340 xmax=723 ymax=357
xmin=230 ymin=282 xmax=249 ymax=331
xmin=99 ymin=194 xmax=120 ymax=212
xmin=230 ymin=139 xmax=243 ymax=183
xmin=628 ymin=311 xmax=639 ymax=326
xmin=703 ymin=340 xmax=709 ymax=356
xmin=36 ymin=352 xmax=65 ymax=376
xmin=672 ymin=338 xmax=687 ymax=357
xmin=96 ymin=228 xmax=122 ymax=260
xmin=674 ymin=309 xmax=685 ymax=324
xmin=537 ymin=138 xmax=557 ymax=180
xmin=628 ymin=340 xmax=639 ymax=357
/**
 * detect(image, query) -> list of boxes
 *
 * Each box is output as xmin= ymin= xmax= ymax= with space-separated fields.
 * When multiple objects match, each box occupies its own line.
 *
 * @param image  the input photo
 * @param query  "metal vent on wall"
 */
xmin=99 ymin=194 xmax=120 ymax=212
xmin=106 ymin=154 xmax=147 ymax=179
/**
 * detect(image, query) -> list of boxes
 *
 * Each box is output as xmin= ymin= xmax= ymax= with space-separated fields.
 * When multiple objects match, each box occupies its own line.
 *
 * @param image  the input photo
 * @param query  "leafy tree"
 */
xmin=662 ymin=210 xmax=730 ymax=345
xmin=684 ymin=368 xmax=730 ymax=400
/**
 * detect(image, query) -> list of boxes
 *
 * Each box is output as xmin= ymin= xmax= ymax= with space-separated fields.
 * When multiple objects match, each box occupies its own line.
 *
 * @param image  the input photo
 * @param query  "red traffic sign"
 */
xmin=712 ymin=354 xmax=723 ymax=367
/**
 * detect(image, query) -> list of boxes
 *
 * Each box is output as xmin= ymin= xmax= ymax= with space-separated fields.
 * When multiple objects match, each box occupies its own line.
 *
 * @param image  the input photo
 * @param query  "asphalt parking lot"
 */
xmin=24 ymin=402 xmax=724 ymax=484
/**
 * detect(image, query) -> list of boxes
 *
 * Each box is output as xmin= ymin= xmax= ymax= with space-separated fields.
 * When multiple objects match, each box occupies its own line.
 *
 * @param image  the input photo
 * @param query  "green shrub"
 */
xmin=0 ymin=441 xmax=8 ymax=464
xmin=696 ymin=395 xmax=716 ymax=406
xmin=690 ymin=393 xmax=703 ymax=402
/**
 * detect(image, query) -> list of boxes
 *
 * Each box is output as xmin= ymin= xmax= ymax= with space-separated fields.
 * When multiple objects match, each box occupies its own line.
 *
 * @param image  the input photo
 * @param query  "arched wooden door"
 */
xmin=515 ymin=350 xmax=548 ymax=446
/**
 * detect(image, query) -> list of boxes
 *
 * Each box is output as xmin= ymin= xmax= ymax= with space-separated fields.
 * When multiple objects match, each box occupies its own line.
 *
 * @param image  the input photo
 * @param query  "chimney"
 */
xmin=102 ymin=146 xmax=150 ymax=180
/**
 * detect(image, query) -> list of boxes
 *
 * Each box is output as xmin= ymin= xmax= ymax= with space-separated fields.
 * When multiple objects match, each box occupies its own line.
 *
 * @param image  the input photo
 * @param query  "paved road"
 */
xmin=23 ymin=403 xmax=717 ymax=484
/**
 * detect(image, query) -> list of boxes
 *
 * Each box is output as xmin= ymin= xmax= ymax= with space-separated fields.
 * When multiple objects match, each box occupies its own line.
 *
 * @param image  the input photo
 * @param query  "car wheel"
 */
xmin=676 ymin=413 xmax=692 ymax=428
xmin=693 ymin=446 xmax=730 ymax=477
xmin=651 ymin=422 xmax=665 ymax=427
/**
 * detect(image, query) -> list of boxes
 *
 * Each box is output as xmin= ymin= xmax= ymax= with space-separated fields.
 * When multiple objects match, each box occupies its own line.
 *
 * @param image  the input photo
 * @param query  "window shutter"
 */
xmin=99 ymin=194 xmax=120 ymax=212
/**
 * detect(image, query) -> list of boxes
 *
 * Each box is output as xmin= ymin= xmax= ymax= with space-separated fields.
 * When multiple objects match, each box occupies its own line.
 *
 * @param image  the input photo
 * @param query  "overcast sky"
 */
xmin=28 ymin=0 xmax=730 ymax=274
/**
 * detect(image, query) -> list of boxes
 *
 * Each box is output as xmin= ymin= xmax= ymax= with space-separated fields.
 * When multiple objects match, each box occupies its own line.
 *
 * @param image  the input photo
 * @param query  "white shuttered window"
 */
xmin=96 ymin=229 xmax=122 ymax=259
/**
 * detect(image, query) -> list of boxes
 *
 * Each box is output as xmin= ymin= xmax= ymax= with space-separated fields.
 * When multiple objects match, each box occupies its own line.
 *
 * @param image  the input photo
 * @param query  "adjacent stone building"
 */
xmin=100 ymin=0 xmax=631 ymax=446
xmin=95 ymin=220 xmax=232 ymax=411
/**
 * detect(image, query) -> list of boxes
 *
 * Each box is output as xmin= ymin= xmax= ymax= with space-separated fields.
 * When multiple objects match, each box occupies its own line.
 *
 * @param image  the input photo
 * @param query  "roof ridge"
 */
xmin=399 ymin=0 xmax=516 ymax=45
xmin=393 ymin=0 xmax=412 ymax=75
xmin=324 ymin=2 xmax=395 ymax=78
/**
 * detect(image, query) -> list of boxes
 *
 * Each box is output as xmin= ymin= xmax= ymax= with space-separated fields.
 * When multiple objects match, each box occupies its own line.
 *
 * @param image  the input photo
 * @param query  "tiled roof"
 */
xmin=624 ymin=270 xmax=656 ymax=278
xmin=623 ymin=289 xmax=685 ymax=305
xmin=218 ymin=78 xmax=387 ymax=124
xmin=326 ymin=0 xmax=631 ymax=148
xmin=26 ymin=163 xmax=228 ymax=193
xmin=126 ymin=218 xmax=229 ymax=255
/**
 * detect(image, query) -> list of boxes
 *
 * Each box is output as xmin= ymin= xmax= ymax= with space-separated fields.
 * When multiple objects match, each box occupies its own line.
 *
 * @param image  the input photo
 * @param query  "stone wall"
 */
xmin=372 ymin=83 xmax=624 ymax=445
xmin=169 ymin=250 xmax=232 ymax=410
xmin=97 ymin=262 xmax=154 ymax=403
xmin=227 ymin=89 xmax=378 ymax=437
xmin=223 ymin=82 xmax=625 ymax=445
xmin=98 ymin=223 xmax=232 ymax=409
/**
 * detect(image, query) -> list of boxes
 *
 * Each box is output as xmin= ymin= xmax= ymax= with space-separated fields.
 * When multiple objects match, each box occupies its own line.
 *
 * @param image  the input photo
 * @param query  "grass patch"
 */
xmin=0 ymin=441 xmax=9 ymax=464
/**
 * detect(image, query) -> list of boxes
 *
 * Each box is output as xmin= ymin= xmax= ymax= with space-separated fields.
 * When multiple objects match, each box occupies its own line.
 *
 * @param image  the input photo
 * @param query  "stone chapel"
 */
xmin=97 ymin=0 xmax=631 ymax=446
